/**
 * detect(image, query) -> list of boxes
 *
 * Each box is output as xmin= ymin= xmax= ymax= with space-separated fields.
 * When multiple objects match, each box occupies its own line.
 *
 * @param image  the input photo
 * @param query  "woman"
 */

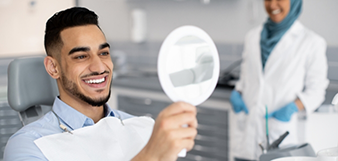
xmin=230 ymin=0 xmax=329 ymax=160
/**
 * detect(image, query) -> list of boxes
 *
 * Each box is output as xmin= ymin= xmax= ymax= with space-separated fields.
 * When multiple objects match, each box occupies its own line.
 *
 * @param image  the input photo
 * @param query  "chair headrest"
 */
xmin=7 ymin=57 xmax=59 ymax=112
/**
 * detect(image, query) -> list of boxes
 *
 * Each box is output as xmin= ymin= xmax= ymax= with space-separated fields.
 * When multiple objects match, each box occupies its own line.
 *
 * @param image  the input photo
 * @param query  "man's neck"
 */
xmin=59 ymin=95 xmax=105 ymax=123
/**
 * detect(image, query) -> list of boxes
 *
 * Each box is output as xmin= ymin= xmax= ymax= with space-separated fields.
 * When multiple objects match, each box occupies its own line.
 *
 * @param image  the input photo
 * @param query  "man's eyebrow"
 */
xmin=99 ymin=43 xmax=110 ymax=50
xmin=68 ymin=47 xmax=90 ymax=55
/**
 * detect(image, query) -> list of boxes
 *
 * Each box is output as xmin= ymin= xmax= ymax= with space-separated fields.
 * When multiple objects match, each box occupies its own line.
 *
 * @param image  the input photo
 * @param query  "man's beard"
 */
xmin=61 ymin=73 xmax=111 ymax=107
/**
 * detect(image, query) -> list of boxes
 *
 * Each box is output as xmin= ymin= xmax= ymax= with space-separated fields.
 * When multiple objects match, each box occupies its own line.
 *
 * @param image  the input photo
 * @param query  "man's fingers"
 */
xmin=159 ymin=102 xmax=196 ymax=118
xmin=168 ymin=130 xmax=196 ymax=153
xmin=170 ymin=128 xmax=198 ymax=140
xmin=140 ymin=102 xmax=198 ymax=161
xmin=179 ymin=139 xmax=195 ymax=151
xmin=160 ymin=112 xmax=198 ymax=129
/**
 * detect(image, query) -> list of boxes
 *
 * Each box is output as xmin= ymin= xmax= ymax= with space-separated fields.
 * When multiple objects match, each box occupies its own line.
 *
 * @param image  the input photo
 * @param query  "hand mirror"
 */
xmin=158 ymin=25 xmax=220 ymax=106
xmin=157 ymin=26 xmax=220 ymax=157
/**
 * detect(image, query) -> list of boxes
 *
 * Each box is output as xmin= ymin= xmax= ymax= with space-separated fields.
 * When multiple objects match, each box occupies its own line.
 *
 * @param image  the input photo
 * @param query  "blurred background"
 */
xmin=0 ymin=0 xmax=337 ymax=161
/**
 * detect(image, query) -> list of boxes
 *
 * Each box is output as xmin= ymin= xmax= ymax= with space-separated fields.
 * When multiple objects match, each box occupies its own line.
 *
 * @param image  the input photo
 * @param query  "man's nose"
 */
xmin=89 ymin=56 xmax=106 ymax=73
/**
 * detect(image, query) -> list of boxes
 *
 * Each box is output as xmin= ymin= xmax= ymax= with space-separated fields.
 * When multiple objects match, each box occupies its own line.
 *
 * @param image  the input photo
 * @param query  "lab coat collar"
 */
xmin=52 ymin=97 xmax=115 ymax=130
xmin=259 ymin=20 xmax=304 ymax=41
xmin=287 ymin=21 xmax=304 ymax=37
xmin=261 ymin=20 xmax=304 ymax=76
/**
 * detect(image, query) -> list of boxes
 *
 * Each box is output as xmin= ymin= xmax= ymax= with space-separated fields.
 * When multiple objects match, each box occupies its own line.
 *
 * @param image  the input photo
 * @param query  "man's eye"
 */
xmin=76 ymin=55 xmax=86 ymax=59
xmin=100 ymin=52 xmax=109 ymax=56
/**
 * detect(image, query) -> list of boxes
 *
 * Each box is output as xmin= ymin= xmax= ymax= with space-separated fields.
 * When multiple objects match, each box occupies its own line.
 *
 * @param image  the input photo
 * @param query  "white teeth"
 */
xmin=85 ymin=77 xmax=105 ymax=84
xmin=272 ymin=9 xmax=281 ymax=15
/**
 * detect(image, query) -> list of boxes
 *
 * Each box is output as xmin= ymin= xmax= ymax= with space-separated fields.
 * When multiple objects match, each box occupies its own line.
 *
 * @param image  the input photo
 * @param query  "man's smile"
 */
xmin=82 ymin=75 xmax=109 ymax=88
xmin=84 ymin=77 xmax=105 ymax=84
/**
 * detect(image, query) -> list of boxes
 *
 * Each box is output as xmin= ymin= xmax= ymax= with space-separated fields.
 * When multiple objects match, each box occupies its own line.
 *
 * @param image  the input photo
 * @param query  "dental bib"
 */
xmin=34 ymin=116 xmax=154 ymax=161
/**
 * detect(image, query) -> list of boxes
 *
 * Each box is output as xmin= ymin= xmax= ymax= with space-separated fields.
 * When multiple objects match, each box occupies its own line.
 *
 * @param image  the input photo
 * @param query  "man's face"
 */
xmin=265 ymin=0 xmax=291 ymax=23
xmin=58 ymin=25 xmax=113 ymax=106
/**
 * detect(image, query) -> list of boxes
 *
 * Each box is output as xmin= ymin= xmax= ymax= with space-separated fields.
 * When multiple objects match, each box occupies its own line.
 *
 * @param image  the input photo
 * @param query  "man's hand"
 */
xmin=132 ymin=102 xmax=198 ymax=161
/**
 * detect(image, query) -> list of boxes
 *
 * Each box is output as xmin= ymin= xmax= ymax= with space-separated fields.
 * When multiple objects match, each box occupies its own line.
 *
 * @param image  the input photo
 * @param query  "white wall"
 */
xmin=79 ymin=0 xmax=132 ymax=42
xmin=0 ymin=0 xmax=337 ymax=58
xmin=306 ymin=113 xmax=338 ymax=153
xmin=0 ymin=0 xmax=74 ymax=57
xmin=80 ymin=0 xmax=338 ymax=47
xmin=300 ymin=0 xmax=338 ymax=47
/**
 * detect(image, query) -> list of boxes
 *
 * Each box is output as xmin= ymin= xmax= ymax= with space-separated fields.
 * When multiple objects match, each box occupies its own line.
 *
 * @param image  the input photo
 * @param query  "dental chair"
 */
xmin=7 ymin=56 xmax=59 ymax=126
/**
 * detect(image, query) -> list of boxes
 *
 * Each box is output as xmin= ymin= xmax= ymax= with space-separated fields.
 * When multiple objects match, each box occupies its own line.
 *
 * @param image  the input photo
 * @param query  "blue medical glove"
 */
xmin=269 ymin=102 xmax=298 ymax=122
xmin=230 ymin=90 xmax=249 ymax=114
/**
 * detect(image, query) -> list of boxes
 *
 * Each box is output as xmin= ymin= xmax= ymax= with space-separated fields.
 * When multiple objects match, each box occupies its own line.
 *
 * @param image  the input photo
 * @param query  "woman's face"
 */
xmin=265 ymin=0 xmax=291 ymax=23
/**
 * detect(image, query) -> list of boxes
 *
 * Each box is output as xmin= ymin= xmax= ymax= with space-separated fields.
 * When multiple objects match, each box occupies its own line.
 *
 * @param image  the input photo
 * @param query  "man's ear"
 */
xmin=44 ymin=56 xmax=60 ymax=79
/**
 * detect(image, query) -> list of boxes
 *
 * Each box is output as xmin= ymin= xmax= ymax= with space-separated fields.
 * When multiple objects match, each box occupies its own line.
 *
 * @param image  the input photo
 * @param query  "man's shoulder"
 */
xmin=4 ymin=112 xmax=59 ymax=161
xmin=13 ymin=112 xmax=59 ymax=137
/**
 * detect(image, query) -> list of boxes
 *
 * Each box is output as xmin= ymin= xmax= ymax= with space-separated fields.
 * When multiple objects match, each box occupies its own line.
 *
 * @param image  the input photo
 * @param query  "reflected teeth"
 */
xmin=272 ymin=9 xmax=281 ymax=15
xmin=85 ymin=77 xmax=105 ymax=84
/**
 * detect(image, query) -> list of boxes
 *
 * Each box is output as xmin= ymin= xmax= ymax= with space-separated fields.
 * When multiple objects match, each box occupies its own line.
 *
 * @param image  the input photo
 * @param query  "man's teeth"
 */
xmin=272 ymin=9 xmax=281 ymax=15
xmin=85 ymin=78 xmax=105 ymax=84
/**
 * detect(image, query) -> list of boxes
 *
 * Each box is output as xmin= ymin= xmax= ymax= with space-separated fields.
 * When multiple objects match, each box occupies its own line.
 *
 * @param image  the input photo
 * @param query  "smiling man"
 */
xmin=48 ymin=24 xmax=114 ymax=123
xmin=4 ymin=7 xmax=197 ymax=161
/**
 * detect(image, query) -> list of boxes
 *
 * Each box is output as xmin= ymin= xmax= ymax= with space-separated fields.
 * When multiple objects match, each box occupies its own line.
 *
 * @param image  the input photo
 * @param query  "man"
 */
xmin=4 ymin=7 xmax=197 ymax=161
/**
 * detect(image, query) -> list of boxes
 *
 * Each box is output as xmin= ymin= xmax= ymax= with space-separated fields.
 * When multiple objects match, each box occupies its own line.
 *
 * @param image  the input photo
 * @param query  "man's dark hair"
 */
xmin=44 ymin=7 xmax=99 ymax=57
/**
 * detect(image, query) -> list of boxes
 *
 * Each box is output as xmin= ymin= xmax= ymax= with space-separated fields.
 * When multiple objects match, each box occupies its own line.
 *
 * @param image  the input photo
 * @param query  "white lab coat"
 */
xmin=233 ymin=21 xmax=329 ymax=160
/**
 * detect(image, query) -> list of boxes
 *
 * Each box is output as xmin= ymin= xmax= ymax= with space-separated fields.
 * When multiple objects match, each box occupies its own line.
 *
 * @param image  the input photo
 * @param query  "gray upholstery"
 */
xmin=7 ymin=56 xmax=59 ymax=125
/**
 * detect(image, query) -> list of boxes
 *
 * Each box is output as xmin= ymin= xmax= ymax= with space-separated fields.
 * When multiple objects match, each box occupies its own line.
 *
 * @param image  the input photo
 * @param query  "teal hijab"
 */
xmin=260 ymin=0 xmax=302 ymax=69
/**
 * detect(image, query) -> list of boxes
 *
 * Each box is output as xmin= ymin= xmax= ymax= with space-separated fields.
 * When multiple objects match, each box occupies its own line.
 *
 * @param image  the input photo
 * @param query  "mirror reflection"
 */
xmin=166 ymin=35 xmax=214 ymax=100
xmin=158 ymin=25 xmax=219 ymax=106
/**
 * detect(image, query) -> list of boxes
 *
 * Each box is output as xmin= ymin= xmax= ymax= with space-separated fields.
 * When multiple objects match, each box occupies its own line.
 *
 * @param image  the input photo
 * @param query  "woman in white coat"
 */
xmin=230 ymin=0 xmax=329 ymax=160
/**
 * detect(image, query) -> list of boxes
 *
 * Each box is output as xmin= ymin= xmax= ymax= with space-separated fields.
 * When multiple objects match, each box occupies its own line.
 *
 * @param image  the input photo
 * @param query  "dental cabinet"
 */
xmin=110 ymin=76 xmax=234 ymax=161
